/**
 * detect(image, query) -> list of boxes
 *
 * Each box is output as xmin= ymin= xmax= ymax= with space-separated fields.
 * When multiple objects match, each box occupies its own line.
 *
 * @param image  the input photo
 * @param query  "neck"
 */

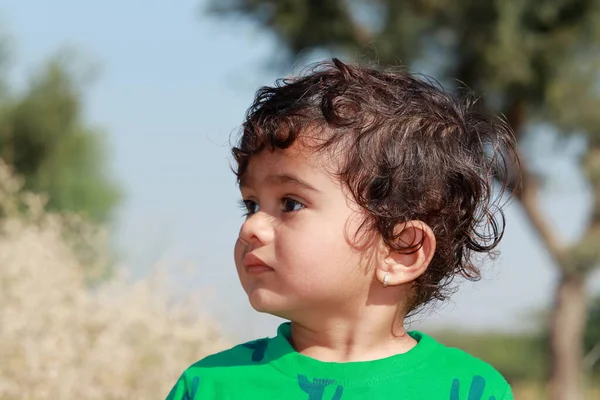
xmin=289 ymin=307 xmax=416 ymax=363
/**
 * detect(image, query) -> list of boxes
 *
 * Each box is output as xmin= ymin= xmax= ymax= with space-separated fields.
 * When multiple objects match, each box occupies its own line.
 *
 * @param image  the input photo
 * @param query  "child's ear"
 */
xmin=375 ymin=220 xmax=436 ymax=287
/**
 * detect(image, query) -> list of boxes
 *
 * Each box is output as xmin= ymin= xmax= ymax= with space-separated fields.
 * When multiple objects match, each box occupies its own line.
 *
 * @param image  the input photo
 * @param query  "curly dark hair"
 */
xmin=232 ymin=58 xmax=518 ymax=315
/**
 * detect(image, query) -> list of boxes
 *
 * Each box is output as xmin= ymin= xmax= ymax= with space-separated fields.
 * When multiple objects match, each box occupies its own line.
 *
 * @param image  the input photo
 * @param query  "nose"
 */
xmin=238 ymin=212 xmax=274 ymax=247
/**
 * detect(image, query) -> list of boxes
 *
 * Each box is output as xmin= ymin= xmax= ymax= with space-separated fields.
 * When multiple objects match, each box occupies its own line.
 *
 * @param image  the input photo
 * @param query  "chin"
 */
xmin=246 ymin=290 xmax=290 ymax=317
xmin=248 ymin=295 xmax=276 ymax=314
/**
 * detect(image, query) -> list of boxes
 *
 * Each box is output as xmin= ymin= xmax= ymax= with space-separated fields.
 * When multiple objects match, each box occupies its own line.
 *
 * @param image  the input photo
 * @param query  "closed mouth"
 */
xmin=245 ymin=265 xmax=274 ymax=274
xmin=242 ymin=253 xmax=274 ymax=273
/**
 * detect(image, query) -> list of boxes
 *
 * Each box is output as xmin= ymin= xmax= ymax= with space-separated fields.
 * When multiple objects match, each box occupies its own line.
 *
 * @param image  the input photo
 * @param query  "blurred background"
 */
xmin=1 ymin=0 xmax=600 ymax=399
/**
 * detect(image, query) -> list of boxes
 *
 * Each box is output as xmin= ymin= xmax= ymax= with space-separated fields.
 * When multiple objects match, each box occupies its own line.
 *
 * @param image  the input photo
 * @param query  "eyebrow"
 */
xmin=240 ymin=173 xmax=321 ymax=193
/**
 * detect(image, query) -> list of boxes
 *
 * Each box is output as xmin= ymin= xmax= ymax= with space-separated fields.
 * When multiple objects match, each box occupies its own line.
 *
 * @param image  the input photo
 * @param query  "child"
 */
xmin=166 ymin=58 xmax=517 ymax=399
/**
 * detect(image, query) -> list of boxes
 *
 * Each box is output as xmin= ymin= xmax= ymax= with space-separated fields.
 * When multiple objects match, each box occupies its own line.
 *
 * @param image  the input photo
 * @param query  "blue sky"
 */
xmin=2 ymin=0 xmax=598 ymax=340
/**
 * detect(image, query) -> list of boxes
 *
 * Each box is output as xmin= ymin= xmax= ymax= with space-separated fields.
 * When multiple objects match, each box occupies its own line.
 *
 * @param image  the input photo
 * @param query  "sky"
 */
xmin=1 ymin=0 xmax=599 ymax=341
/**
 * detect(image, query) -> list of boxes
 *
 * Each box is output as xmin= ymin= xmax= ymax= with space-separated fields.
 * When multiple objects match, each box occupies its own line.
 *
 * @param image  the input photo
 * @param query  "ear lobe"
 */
xmin=375 ymin=221 xmax=436 ymax=287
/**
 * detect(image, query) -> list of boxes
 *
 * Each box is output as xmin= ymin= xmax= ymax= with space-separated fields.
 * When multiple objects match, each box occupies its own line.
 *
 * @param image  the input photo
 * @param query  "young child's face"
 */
xmin=234 ymin=141 xmax=380 ymax=323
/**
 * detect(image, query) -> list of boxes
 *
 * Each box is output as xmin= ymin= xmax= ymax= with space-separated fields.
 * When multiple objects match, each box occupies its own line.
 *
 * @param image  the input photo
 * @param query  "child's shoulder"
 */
xmin=190 ymin=336 xmax=274 ymax=371
xmin=165 ymin=336 xmax=275 ymax=399
xmin=439 ymin=341 xmax=505 ymax=376
xmin=413 ymin=331 xmax=512 ymax=395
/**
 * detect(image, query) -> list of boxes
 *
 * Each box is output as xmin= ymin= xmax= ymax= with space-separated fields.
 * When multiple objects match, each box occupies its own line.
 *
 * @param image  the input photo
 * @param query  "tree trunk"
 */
xmin=549 ymin=273 xmax=587 ymax=400
xmin=504 ymin=96 xmax=588 ymax=400
xmin=519 ymin=161 xmax=588 ymax=400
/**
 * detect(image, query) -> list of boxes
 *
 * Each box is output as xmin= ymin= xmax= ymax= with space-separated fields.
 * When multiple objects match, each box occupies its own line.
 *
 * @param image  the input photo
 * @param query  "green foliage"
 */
xmin=208 ymin=0 xmax=600 ymax=141
xmin=0 ymin=49 xmax=120 ymax=223
xmin=587 ymin=296 xmax=600 ymax=347
xmin=585 ymin=295 xmax=600 ymax=371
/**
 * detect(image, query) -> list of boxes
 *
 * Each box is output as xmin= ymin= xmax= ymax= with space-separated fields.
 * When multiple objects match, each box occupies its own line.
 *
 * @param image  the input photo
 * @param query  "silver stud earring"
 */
xmin=382 ymin=272 xmax=390 ymax=288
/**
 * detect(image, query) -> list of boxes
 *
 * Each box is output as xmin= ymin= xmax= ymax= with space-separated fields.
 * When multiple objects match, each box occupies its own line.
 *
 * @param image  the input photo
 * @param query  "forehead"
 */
xmin=241 ymin=146 xmax=314 ymax=179
xmin=238 ymin=143 xmax=337 ymax=189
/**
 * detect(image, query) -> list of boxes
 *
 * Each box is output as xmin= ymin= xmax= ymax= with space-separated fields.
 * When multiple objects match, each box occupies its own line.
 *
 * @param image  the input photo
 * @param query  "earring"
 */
xmin=382 ymin=272 xmax=390 ymax=288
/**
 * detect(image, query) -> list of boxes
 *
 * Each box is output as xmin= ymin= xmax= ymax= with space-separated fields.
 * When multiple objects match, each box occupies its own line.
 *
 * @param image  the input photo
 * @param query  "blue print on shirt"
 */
xmin=183 ymin=376 xmax=200 ymax=400
xmin=450 ymin=375 xmax=496 ymax=400
xmin=243 ymin=338 xmax=269 ymax=362
xmin=297 ymin=374 xmax=344 ymax=400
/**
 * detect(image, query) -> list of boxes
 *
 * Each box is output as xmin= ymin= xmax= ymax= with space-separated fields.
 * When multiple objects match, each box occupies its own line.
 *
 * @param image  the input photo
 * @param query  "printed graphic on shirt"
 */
xmin=450 ymin=375 xmax=497 ymax=400
xmin=183 ymin=377 xmax=200 ymax=400
xmin=297 ymin=374 xmax=344 ymax=400
xmin=243 ymin=338 xmax=269 ymax=362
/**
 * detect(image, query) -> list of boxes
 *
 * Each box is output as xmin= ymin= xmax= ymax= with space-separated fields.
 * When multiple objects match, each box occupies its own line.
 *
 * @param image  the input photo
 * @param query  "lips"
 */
xmin=242 ymin=253 xmax=274 ymax=274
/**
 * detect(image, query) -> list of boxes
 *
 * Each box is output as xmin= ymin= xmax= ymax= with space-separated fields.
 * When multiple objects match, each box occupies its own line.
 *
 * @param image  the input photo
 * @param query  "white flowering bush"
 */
xmin=0 ymin=161 xmax=228 ymax=399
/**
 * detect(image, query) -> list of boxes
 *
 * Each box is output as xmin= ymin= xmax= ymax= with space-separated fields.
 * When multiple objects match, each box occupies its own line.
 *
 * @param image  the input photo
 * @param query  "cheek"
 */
xmin=279 ymin=232 xmax=368 ymax=300
xmin=277 ymin=223 xmax=360 ymax=271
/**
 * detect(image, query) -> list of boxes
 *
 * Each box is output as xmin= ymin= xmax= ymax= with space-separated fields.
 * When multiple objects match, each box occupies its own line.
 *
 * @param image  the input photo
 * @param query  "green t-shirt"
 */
xmin=166 ymin=322 xmax=513 ymax=399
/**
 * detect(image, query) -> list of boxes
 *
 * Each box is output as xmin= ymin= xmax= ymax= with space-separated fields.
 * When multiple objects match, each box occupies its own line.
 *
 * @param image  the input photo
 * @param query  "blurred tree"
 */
xmin=207 ymin=1 xmax=600 ymax=398
xmin=0 ymin=48 xmax=120 ymax=223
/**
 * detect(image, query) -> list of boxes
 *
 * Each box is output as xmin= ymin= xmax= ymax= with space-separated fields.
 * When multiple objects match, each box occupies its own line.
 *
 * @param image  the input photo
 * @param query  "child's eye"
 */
xmin=238 ymin=199 xmax=259 ymax=216
xmin=282 ymin=197 xmax=305 ymax=212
